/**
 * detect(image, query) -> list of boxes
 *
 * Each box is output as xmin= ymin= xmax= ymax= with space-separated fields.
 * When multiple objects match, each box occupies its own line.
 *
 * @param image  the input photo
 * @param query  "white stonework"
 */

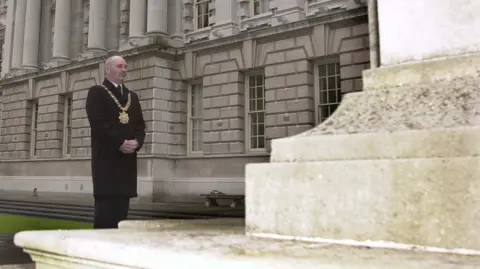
xmin=0 ymin=0 xmax=368 ymax=202
xmin=246 ymin=0 xmax=480 ymax=252
xmin=12 ymin=219 xmax=480 ymax=268
xmin=378 ymin=0 xmax=480 ymax=65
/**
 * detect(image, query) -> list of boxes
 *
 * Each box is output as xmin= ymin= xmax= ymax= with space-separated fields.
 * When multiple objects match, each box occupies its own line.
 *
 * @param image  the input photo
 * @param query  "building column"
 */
xmin=1 ymin=0 xmax=16 ymax=76
xmin=146 ymin=0 xmax=168 ymax=36
xmin=21 ymin=0 xmax=42 ymax=70
xmin=128 ymin=0 xmax=147 ymax=39
xmin=10 ymin=0 xmax=26 ymax=69
xmin=107 ymin=0 xmax=120 ymax=52
xmin=52 ymin=0 xmax=72 ymax=62
xmin=87 ymin=0 xmax=108 ymax=53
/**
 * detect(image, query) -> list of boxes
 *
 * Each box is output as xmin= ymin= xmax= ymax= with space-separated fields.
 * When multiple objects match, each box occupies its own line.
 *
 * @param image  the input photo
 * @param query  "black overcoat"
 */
xmin=85 ymin=79 xmax=146 ymax=197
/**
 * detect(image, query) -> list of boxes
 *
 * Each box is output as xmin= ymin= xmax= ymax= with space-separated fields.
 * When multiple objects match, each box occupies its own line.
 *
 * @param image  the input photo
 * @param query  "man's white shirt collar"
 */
xmin=107 ymin=79 xmax=123 ymax=94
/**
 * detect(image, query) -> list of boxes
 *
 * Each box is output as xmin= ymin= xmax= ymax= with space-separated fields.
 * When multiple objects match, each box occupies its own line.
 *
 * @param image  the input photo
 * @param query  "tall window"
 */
xmin=63 ymin=95 xmax=73 ymax=156
xmin=251 ymin=0 xmax=269 ymax=16
xmin=188 ymin=83 xmax=203 ymax=153
xmin=246 ymin=74 xmax=265 ymax=150
xmin=30 ymin=100 xmax=39 ymax=157
xmin=315 ymin=60 xmax=341 ymax=124
xmin=0 ymin=101 xmax=3 ymax=135
xmin=195 ymin=0 xmax=214 ymax=29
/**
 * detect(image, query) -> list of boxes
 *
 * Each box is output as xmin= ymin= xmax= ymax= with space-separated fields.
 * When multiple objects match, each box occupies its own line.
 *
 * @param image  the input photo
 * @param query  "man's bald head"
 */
xmin=105 ymin=55 xmax=127 ymax=84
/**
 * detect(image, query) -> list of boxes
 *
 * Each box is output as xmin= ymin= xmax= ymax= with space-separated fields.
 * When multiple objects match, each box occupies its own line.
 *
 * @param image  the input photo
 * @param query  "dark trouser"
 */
xmin=93 ymin=194 xmax=130 ymax=229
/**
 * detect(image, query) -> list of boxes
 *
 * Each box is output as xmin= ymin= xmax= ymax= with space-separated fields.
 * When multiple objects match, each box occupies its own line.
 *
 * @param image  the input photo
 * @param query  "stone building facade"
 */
xmin=0 ymin=0 xmax=370 ymax=202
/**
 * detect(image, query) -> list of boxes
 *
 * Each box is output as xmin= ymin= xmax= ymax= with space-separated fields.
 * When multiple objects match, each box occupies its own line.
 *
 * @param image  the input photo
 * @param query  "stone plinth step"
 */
xmin=13 ymin=219 xmax=480 ymax=269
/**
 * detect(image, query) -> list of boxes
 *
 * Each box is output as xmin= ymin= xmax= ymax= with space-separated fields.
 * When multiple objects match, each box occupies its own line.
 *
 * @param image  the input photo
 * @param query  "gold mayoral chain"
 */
xmin=100 ymin=85 xmax=132 ymax=124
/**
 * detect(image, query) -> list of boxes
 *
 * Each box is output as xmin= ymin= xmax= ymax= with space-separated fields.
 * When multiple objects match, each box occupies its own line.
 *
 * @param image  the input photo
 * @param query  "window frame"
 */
xmin=245 ymin=72 xmax=266 ymax=152
xmin=250 ymin=0 xmax=269 ymax=16
xmin=186 ymin=80 xmax=204 ymax=155
xmin=313 ymin=57 xmax=342 ymax=125
xmin=62 ymin=94 xmax=73 ymax=157
xmin=194 ymin=0 xmax=214 ymax=30
xmin=30 ymin=100 xmax=39 ymax=157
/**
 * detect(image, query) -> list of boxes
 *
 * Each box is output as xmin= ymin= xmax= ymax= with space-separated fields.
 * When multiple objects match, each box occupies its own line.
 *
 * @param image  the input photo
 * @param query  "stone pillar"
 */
xmin=172 ymin=0 xmax=183 ymax=42
xmin=21 ymin=0 xmax=42 ymax=70
xmin=368 ymin=0 xmax=379 ymax=69
xmin=146 ymin=0 xmax=168 ymax=36
xmin=10 ymin=0 xmax=26 ymax=69
xmin=87 ymin=0 xmax=108 ymax=53
xmin=128 ymin=0 xmax=147 ymax=39
xmin=1 ymin=0 xmax=16 ymax=76
xmin=52 ymin=0 xmax=72 ymax=62
xmin=107 ymin=0 xmax=120 ymax=52
xmin=246 ymin=0 xmax=480 ymax=252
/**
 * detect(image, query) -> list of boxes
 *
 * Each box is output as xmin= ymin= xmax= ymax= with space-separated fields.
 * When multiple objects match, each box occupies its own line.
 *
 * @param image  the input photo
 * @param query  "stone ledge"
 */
xmin=294 ymin=75 xmax=479 ymax=137
xmin=270 ymin=126 xmax=480 ymax=162
xmin=363 ymin=53 xmax=480 ymax=90
xmin=119 ymin=218 xmax=244 ymax=230
xmin=13 ymin=220 xmax=480 ymax=269
xmin=245 ymin=156 xmax=480 ymax=251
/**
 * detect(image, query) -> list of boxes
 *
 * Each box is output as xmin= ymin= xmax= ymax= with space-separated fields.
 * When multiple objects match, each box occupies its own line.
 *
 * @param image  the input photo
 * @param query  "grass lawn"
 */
xmin=0 ymin=214 xmax=92 ymax=233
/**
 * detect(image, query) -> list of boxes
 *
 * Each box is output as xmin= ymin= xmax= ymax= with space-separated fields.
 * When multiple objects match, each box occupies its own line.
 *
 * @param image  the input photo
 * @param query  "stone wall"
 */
xmin=0 ymin=11 xmax=370 ymax=201
xmin=0 ymin=81 xmax=30 ymax=159
xmin=197 ymin=48 xmax=245 ymax=155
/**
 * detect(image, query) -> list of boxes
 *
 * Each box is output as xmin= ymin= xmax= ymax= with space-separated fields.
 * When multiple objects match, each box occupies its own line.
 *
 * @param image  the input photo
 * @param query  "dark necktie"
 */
xmin=117 ymin=85 xmax=123 ymax=95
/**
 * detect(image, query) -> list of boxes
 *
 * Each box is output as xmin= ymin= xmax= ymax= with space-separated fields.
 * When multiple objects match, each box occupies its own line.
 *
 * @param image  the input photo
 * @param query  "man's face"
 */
xmin=107 ymin=57 xmax=128 ymax=83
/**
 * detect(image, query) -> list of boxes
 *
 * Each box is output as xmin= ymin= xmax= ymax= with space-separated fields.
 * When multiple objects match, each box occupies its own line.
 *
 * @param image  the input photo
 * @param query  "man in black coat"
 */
xmin=86 ymin=55 xmax=146 ymax=229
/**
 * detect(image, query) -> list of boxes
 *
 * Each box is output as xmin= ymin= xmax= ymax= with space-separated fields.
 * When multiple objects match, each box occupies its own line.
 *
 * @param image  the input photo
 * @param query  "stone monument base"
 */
xmin=13 ymin=219 xmax=479 ymax=269
xmin=245 ymin=54 xmax=480 ymax=251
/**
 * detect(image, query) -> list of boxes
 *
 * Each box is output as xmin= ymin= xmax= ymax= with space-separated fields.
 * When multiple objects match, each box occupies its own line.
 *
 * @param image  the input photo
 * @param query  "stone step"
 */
xmin=13 ymin=219 xmax=480 ymax=269
xmin=0 ymin=199 xmax=244 ymax=222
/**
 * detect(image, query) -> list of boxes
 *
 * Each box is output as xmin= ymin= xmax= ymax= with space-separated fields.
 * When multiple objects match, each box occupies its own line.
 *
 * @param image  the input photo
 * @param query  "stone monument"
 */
xmin=12 ymin=0 xmax=480 ymax=268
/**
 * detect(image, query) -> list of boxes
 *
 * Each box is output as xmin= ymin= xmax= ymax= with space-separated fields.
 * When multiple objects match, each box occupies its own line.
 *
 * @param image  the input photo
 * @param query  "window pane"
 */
xmin=258 ymin=123 xmax=265 ymax=136
xmin=328 ymin=77 xmax=336 ymax=90
xmin=251 ymin=136 xmax=258 ymax=149
xmin=256 ymin=99 xmax=264 ymax=111
xmin=250 ymin=99 xmax=256 ymax=110
xmin=327 ymin=63 xmax=336 ymax=76
xmin=249 ymin=87 xmax=256 ymax=99
xmin=249 ymin=77 xmax=255 ymax=87
xmin=256 ymin=86 xmax=264 ymax=99
xmin=251 ymin=112 xmax=258 ymax=124
xmin=320 ymin=87 xmax=327 ymax=103
xmin=320 ymin=78 xmax=327 ymax=90
xmin=251 ymin=123 xmax=258 ymax=136
xmin=328 ymin=90 xmax=337 ymax=103
xmin=258 ymin=136 xmax=265 ymax=148
xmin=258 ymin=112 xmax=264 ymax=123
xmin=256 ymin=75 xmax=264 ymax=86
xmin=318 ymin=65 xmax=326 ymax=77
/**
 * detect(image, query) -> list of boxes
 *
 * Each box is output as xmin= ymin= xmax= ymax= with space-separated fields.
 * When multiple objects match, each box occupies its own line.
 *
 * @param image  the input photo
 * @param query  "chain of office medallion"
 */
xmin=100 ymin=85 xmax=131 ymax=111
